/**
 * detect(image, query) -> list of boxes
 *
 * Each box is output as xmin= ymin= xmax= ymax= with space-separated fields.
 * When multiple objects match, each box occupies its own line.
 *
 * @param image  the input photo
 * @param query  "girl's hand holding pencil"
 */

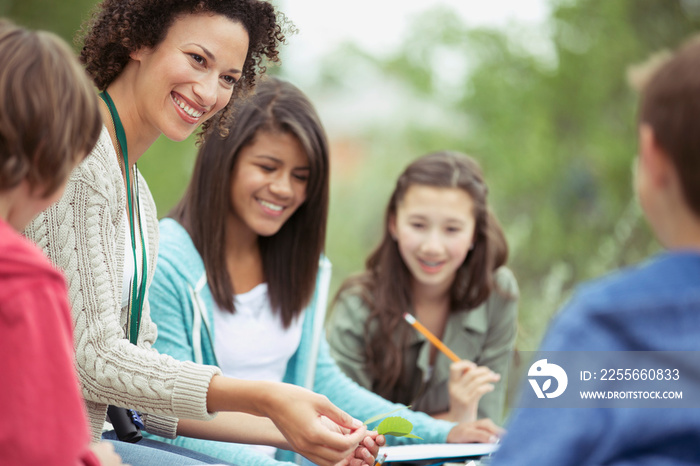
xmin=403 ymin=313 xmax=501 ymax=423
xmin=447 ymin=361 xmax=500 ymax=423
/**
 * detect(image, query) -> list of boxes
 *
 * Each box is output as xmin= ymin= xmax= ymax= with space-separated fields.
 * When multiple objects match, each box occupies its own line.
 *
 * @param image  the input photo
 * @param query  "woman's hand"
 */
xmin=446 ymin=360 xmax=501 ymax=423
xmin=263 ymin=384 xmax=368 ymax=466
xmin=206 ymin=376 xmax=368 ymax=466
xmin=446 ymin=418 xmax=504 ymax=444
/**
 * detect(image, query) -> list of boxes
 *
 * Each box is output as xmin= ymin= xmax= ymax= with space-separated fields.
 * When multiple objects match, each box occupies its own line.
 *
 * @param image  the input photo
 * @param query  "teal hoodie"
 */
xmin=145 ymin=218 xmax=454 ymax=465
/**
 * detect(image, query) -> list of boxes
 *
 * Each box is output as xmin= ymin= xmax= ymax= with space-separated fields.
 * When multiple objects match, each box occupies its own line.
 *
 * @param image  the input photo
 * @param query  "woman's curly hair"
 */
xmin=77 ymin=0 xmax=289 ymax=137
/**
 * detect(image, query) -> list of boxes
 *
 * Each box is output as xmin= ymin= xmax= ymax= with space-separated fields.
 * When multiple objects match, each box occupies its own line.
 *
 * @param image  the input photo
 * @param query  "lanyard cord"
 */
xmin=99 ymin=91 xmax=148 ymax=345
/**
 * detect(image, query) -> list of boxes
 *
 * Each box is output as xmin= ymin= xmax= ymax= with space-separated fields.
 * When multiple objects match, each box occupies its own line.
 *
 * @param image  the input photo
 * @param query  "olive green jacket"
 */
xmin=327 ymin=267 xmax=518 ymax=424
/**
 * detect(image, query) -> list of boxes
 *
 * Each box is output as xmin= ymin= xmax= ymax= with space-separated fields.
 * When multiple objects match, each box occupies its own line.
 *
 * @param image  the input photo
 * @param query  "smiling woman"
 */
xmin=147 ymin=76 xmax=349 ymax=463
xmin=229 ymin=130 xmax=310 ymax=243
xmin=163 ymin=76 xmax=331 ymax=331
xmin=125 ymin=14 xmax=249 ymax=144
xmin=100 ymin=13 xmax=250 ymax=165
xmin=22 ymin=1 xmax=379 ymax=466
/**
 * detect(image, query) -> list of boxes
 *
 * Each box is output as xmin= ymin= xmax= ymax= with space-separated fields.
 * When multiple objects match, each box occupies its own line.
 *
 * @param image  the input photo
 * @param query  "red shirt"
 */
xmin=0 ymin=218 xmax=99 ymax=465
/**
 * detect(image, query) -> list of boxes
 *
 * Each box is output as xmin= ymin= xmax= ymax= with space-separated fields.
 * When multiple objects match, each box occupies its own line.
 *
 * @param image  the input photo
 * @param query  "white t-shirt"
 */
xmin=121 ymin=205 xmax=149 ymax=309
xmin=213 ymin=283 xmax=305 ymax=457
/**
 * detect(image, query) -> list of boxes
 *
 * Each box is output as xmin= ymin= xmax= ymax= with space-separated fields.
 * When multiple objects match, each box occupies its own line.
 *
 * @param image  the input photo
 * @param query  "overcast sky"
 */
xmin=269 ymin=0 xmax=552 ymax=134
xmin=279 ymin=0 xmax=550 ymax=80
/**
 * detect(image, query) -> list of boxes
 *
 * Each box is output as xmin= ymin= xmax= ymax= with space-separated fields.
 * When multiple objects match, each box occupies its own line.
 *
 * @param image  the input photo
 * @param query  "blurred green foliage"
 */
xmin=1 ymin=0 xmax=95 ymax=45
xmin=5 ymin=0 xmax=699 ymax=378
xmin=316 ymin=0 xmax=700 ymax=355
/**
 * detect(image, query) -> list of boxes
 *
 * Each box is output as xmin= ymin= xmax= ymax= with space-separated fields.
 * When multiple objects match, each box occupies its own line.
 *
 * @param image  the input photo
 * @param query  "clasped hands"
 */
xmin=264 ymin=383 xmax=385 ymax=466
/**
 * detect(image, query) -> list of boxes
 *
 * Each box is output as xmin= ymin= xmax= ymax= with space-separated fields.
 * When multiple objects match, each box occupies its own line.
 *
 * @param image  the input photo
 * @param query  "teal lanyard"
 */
xmin=99 ymin=91 xmax=148 ymax=345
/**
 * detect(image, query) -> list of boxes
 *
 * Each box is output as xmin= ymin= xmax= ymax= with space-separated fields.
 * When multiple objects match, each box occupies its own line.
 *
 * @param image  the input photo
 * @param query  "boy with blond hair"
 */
xmin=0 ymin=19 xmax=121 ymax=465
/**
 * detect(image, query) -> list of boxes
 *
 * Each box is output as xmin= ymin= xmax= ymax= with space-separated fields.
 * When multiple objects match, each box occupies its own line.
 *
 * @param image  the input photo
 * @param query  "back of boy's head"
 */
xmin=0 ymin=19 xmax=101 ymax=198
xmin=639 ymin=35 xmax=700 ymax=217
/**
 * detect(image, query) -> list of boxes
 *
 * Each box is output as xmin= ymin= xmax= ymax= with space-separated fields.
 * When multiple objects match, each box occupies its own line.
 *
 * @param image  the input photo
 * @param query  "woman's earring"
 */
xmin=469 ymin=244 xmax=475 ymax=251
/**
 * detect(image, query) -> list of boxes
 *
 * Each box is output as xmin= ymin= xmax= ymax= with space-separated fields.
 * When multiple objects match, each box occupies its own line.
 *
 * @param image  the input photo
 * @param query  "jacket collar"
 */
xmin=408 ymin=301 xmax=489 ymax=377
xmin=406 ymin=301 xmax=489 ymax=346
xmin=157 ymin=217 xmax=206 ymax=288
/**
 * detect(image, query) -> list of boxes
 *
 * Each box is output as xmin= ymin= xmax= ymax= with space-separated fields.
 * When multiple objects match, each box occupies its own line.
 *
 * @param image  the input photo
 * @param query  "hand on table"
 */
xmin=446 ymin=418 xmax=505 ymax=444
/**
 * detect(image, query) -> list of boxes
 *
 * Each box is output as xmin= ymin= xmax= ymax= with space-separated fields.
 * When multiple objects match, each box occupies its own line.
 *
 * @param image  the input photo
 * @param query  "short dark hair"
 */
xmin=0 ymin=19 xmax=101 ymax=197
xmin=639 ymin=35 xmax=700 ymax=216
xmin=78 ymin=0 xmax=287 ymax=138
xmin=170 ymin=77 xmax=329 ymax=327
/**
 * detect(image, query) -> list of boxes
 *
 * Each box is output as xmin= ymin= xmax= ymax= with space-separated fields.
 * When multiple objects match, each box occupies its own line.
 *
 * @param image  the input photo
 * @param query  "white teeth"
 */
xmin=259 ymin=200 xmax=283 ymax=211
xmin=172 ymin=95 xmax=203 ymax=118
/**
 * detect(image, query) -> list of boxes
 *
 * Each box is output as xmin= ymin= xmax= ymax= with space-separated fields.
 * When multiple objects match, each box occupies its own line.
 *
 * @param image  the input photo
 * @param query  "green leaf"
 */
xmin=376 ymin=416 xmax=423 ymax=440
xmin=380 ymin=432 xmax=423 ymax=439
xmin=363 ymin=406 xmax=411 ymax=426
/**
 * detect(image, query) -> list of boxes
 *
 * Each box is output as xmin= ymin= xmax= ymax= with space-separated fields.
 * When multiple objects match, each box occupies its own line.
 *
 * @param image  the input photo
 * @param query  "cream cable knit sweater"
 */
xmin=24 ymin=128 xmax=221 ymax=442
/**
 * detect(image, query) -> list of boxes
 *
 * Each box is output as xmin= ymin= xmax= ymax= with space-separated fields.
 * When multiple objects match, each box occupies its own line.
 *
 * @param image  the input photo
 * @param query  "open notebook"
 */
xmin=378 ymin=443 xmax=498 ymax=462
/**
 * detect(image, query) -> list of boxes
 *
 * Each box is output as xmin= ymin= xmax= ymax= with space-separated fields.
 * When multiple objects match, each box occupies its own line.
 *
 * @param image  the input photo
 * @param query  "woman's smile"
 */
xmin=257 ymin=198 xmax=285 ymax=216
xmin=171 ymin=92 xmax=205 ymax=121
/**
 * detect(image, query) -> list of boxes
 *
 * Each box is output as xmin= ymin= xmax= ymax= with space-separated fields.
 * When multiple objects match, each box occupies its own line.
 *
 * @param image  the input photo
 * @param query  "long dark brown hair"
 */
xmin=170 ymin=77 xmax=329 ymax=327
xmin=333 ymin=151 xmax=509 ymax=398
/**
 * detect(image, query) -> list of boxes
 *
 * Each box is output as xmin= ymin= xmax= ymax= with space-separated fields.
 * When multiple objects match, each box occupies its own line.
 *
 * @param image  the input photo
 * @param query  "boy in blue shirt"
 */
xmin=492 ymin=36 xmax=700 ymax=465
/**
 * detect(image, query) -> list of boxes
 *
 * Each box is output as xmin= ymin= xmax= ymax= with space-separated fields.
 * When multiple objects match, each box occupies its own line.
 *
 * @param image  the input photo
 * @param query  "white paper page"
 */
xmin=378 ymin=443 xmax=498 ymax=462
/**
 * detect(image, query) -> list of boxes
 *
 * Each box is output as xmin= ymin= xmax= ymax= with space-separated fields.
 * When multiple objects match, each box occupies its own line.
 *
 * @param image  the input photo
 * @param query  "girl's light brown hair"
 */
xmin=0 ymin=20 xmax=102 ymax=197
xmin=332 ymin=151 xmax=510 ymax=399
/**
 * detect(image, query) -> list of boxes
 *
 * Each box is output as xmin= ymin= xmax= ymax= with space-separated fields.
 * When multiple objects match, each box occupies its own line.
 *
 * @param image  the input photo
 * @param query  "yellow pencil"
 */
xmin=374 ymin=452 xmax=388 ymax=466
xmin=403 ymin=313 xmax=461 ymax=363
